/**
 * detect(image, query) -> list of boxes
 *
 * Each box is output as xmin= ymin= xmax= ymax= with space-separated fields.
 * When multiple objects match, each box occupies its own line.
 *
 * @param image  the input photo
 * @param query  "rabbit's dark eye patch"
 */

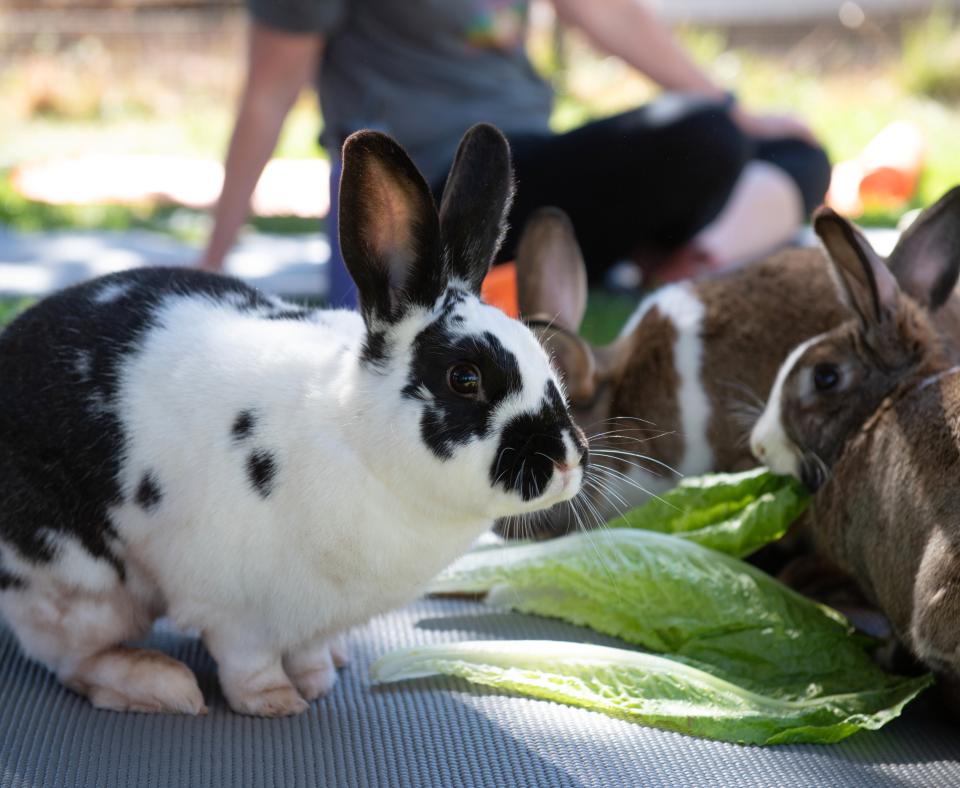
xmin=403 ymin=314 xmax=522 ymax=459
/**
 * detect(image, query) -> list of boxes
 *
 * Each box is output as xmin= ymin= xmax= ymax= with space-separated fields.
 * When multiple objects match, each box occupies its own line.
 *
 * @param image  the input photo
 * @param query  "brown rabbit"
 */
xmin=515 ymin=191 xmax=960 ymax=533
xmin=750 ymin=204 xmax=960 ymax=703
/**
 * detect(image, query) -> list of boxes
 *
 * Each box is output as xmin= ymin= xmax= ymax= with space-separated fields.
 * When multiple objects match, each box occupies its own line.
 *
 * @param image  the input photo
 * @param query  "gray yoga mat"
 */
xmin=1 ymin=596 xmax=958 ymax=788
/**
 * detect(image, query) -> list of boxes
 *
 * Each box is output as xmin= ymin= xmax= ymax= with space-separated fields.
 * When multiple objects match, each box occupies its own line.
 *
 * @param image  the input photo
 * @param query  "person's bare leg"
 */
xmin=695 ymin=161 xmax=804 ymax=267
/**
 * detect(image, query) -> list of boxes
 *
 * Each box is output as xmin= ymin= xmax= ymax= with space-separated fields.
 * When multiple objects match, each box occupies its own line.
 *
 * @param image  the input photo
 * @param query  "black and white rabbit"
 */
xmin=0 ymin=124 xmax=588 ymax=716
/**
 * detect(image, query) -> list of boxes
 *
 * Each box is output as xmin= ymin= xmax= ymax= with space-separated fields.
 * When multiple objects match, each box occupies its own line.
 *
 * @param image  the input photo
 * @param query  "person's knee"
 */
xmin=754 ymin=140 xmax=832 ymax=216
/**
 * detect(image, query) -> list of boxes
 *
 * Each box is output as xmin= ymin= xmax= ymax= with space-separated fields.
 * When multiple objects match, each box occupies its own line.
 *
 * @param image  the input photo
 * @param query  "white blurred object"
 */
xmin=0 ymin=228 xmax=329 ymax=299
xmin=12 ymin=155 xmax=331 ymax=218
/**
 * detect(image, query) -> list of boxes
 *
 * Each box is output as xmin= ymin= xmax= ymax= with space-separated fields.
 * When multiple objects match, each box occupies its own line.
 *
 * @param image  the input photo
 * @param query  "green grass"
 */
xmin=6 ymin=15 xmax=960 ymax=238
xmin=580 ymin=291 xmax=637 ymax=345
xmin=0 ymin=173 xmax=323 ymax=241
xmin=0 ymin=298 xmax=32 ymax=327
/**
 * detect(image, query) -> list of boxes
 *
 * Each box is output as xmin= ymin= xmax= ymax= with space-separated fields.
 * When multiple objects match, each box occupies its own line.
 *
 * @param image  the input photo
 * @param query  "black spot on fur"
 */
xmin=0 ymin=548 xmax=25 ymax=591
xmin=361 ymin=330 xmax=389 ymax=367
xmin=247 ymin=450 xmax=277 ymax=498
xmin=0 ymin=570 xmax=24 ymax=591
xmin=232 ymin=410 xmax=256 ymax=441
xmin=0 ymin=267 xmax=284 ymax=568
xmin=438 ymin=288 xmax=468 ymax=317
xmin=135 ymin=472 xmax=163 ymax=511
xmin=490 ymin=381 xmax=586 ymax=501
xmin=265 ymin=308 xmax=312 ymax=321
xmin=402 ymin=312 xmax=522 ymax=459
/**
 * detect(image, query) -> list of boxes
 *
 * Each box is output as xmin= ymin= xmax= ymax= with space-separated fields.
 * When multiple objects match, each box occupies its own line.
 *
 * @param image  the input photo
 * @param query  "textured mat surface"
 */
xmin=1 ymin=597 xmax=958 ymax=788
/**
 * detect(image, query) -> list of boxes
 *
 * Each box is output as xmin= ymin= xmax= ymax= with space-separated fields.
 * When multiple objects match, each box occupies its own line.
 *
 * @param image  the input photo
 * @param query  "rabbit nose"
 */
xmin=751 ymin=438 xmax=766 ymax=459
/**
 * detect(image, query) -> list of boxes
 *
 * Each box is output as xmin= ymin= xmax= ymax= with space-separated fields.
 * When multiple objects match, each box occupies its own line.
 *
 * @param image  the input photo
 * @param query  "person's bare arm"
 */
xmin=549 ymin=0 xmax=815 ymax=142
xmin=199 ymin=23 xmax=323 ymax=271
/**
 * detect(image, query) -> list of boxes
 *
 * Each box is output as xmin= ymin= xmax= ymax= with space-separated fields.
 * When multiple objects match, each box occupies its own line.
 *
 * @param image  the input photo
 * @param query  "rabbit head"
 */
xmin=338 ymin=124 xmax=588 ymax=520
xmin=751 ymin=188 xmax=960 ymax=490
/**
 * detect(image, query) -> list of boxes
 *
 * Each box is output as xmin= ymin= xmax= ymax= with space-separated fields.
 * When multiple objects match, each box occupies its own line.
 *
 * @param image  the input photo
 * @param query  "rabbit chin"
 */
xmin=494 ymin=465 xmax=585 ymax=518
xmin=749 ymin=405 xmax=802 ymax=480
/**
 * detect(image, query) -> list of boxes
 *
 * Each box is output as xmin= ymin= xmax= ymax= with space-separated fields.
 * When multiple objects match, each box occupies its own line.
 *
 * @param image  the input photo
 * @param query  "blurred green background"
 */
xmin=3 ymin=0 xmax=960 ymax=339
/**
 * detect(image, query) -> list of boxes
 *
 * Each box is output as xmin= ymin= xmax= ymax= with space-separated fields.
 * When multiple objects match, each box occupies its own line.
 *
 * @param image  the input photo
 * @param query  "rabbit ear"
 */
xmin=516 ymin=208 xmax=596 ymax=405
xmin=438 ymin=124 xmax=514 ymax=295
xmin=338 ymin=131 xmax=443 ymax=325
xmin=887 ymin=186 xmax=960 ymax=310
xmin=814 ymin=207 xmax=900 ymax=330
xmin=516 ymin=207 xmax=588 ymax=331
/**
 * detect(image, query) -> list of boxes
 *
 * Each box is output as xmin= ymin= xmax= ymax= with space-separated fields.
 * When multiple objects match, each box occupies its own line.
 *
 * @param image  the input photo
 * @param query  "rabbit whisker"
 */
xmin=589 ymin=448 xmax=683 ymax=478
xmin=590 ymin=463 xmax=681 ymax=512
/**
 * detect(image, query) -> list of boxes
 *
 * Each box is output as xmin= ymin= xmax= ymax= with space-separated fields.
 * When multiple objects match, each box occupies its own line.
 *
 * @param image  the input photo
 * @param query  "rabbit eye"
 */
xmin=448 ymin=363 xmax=481 ymax=397
xmin=813 ymin=363 xmax=840 ymax=391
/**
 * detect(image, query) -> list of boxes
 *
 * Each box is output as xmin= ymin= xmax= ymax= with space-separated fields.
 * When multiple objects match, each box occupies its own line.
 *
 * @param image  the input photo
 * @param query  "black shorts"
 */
xmin=432 ymin=94 xmax=831 ymax=280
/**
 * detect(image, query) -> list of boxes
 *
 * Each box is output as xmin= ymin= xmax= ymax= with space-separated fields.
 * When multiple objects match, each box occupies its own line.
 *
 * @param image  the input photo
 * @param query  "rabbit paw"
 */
xmin=227 ymin=683 xmax=310 ymax=717
xmin=285 ymin=640 xmax=344 ymax=701
xmin=65 ymin=647 xmax=206 ymax=715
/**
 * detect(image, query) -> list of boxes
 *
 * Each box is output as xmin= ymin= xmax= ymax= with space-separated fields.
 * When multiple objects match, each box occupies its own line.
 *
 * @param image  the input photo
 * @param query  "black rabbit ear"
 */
xmin=887 ymin=186 xmax=960 ymax=310
xmin=338 ymin=131 xmax=444 ymax=325
xmin=814 ymin=207 xmax=900 ymax=330
xmin=438 ymin=124 xmax=514 ymax=295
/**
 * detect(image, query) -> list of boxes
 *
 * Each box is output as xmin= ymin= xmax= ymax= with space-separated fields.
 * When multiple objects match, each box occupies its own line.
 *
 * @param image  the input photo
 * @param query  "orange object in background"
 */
xmin=481 ymin=262 xmax=519 ymax=317
xmin=827 ymin=121 xmax=926 ymax=217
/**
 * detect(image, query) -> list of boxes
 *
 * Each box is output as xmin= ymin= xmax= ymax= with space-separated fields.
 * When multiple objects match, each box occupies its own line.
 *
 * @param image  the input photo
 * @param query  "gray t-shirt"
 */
xmin=248 ymin=0 xmax=554 ymax=184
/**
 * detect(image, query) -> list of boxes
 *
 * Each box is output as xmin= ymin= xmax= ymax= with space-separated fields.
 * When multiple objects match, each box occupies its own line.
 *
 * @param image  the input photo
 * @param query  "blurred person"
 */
xmin=199 ymin=0 xmax=830 ymax=303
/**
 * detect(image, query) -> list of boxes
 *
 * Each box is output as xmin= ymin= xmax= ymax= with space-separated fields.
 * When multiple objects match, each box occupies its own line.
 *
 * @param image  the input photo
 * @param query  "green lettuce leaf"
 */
xmin=428 ymin=530 xmax=921 ymax=702
xmin=608 ymin=467 xmax=809 ymax=557
xmin=377 ymin=473 xmax=927 ymax=745
xmin=373 ymin=640 xmax=930 ymax=745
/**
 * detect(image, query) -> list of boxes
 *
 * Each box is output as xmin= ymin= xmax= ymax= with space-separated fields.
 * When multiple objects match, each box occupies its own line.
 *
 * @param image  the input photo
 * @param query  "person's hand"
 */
xmin=730 ymin=107 xmax=817 ymax=145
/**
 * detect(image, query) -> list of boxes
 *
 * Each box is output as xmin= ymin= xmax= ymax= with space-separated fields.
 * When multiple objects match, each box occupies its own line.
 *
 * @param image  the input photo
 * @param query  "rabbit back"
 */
xmin=0 ymin=267 xmax=350 ymax=605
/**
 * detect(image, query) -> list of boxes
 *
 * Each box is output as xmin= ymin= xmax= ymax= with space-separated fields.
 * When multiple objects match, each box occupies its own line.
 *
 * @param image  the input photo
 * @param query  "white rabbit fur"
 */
xmin=0 ymin=124 xmax=587 ymax=716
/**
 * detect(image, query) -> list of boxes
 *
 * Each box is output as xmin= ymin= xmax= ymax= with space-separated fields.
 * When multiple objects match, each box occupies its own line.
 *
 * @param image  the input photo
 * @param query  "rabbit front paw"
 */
xmin=284 ymin=636 xmax=347 ymax=701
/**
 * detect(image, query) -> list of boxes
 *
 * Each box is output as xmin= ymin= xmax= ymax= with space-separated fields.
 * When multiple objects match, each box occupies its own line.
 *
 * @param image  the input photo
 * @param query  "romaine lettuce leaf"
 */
xmin=428 ymin=530 xmax=893 ymax=700
xmin=372 ymin=640 xmax=930 ymax=746
xmin=375 ymin=471 xmax=927 ymax=745
xmin=608 ymin=468 xmax=809 ymax=557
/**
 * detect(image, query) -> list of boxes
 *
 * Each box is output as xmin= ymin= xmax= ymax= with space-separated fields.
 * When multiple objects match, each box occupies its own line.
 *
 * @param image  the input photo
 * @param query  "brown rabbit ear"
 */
xmin=814 ymin=207 xmax=900 ymax=330
xmin=516 ymin=207 xmax=588 ymax=331
xmin=887 ymin=186 xmax=960 ymax=309
xmin=528 ymin=322 xmax=596 ymax=405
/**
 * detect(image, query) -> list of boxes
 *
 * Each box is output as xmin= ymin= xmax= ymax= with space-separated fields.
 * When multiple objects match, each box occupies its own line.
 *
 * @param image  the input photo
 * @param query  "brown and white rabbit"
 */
xmin=0 ymin=124 xmax=588 ymax=716
xmin=515 ymin=192 xmax=960 ymax=532
xmin=750 ymin=204 xmax=960 ymax=703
